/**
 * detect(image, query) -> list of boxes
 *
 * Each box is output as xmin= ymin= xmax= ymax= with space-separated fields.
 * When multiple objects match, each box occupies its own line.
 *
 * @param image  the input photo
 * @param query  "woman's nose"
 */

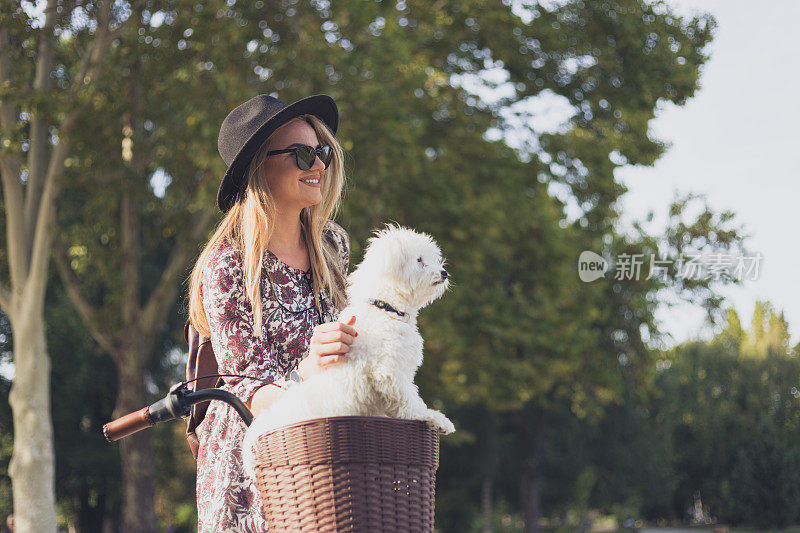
xmin=309 ymin=154 xmax=326 ymax=171
xmin=440 ymin=270 xmax=448 ymax=278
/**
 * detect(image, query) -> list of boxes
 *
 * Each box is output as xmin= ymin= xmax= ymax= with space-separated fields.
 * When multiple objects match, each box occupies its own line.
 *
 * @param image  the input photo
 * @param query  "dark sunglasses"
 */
xmin=266 ymin=144 xmax=333 ymax=171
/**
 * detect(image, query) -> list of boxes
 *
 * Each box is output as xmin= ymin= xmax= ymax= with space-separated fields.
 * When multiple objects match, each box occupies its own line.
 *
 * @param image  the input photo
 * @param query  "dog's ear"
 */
xmin=381 ymin=233 xmax=410 ymax=281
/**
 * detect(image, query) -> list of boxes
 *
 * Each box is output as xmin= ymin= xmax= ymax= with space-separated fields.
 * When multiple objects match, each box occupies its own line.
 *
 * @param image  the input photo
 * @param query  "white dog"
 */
xmin=243 ymin=224 xmax=455 ymax=477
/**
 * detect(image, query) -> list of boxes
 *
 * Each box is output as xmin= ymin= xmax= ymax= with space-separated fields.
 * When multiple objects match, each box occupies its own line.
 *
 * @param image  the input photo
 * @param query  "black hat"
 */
xmin=216 ymin=93 xmax=339 ymax=213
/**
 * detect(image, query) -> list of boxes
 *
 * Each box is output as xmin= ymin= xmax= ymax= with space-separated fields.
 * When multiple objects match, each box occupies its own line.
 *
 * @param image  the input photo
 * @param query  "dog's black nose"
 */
xmin=441 ymin=270 xmax=448 ymax=279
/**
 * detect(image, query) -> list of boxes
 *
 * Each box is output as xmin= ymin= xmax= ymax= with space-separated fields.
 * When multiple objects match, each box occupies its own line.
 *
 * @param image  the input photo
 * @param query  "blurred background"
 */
xmin=1 ymin=0 xmax=798 ymax=531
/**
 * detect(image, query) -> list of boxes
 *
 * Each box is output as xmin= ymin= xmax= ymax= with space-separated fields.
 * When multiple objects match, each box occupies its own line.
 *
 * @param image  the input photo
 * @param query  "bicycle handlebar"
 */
xmin=102 ymin=406 xmax=156 ymax=442
xmin=102 ymin=383 xmax=253 ymax=442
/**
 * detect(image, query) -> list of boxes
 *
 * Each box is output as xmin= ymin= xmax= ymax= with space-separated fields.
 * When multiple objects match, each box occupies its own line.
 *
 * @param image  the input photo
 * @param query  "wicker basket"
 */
xmin=251 ymin=415 xmax=440 ymax=532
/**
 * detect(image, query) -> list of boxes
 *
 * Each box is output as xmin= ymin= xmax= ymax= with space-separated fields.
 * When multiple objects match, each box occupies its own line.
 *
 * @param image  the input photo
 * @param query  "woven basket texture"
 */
xmin=253 ymin=415 xmax=440 ymax=532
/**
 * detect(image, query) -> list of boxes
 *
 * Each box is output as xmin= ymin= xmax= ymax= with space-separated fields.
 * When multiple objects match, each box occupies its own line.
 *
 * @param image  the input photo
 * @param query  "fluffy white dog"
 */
xmin=243 ymin=223 xmax=455 ymax=477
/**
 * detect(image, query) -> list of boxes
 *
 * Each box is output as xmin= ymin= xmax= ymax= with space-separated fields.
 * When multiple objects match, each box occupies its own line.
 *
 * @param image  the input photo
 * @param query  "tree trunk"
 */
xmin=7 ymin=309 xmax=58 ymax=532
xmin=1 ymin=3 xmax=130 ymax=532
xmin=78 ymin=483 xmax=106 ymax=533
xmin=481 ymin=475 xmax=493 ymax=532
xmin=481 ymin=409 xmax=499 ymax=533
xmin=114 ymin=353 xmax=157 ymax=533
xmin=516 ymin=406 xmax=545 ymax=533
xmin=521 ymin=466 xmax=542 ymax=533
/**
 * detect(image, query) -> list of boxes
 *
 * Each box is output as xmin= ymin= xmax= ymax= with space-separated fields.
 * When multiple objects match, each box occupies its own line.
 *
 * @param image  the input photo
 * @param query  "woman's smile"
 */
xmin=300 ymin=177 xmax=321 ymax=187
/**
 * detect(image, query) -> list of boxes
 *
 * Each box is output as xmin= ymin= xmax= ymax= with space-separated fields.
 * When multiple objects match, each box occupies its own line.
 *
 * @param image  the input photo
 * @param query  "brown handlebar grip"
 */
xmin=102 ymin=407 xmax=155 ymax=442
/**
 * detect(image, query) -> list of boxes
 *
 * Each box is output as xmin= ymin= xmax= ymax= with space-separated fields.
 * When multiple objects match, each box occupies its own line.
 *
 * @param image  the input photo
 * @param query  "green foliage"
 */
xmin=723 ymin=420 xmax=800 ymax=528
xmin=744 ymin=301 xmax=791 ymax=357
xmin=436 ymin=299 xmax=800 ymax=530
xmin=650 ymin=302 xmax=800 ymax=525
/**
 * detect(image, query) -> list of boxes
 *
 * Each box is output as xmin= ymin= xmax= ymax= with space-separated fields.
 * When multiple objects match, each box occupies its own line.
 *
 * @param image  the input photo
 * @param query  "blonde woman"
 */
xmin=186 ymin=94 xmax=357 ymax=532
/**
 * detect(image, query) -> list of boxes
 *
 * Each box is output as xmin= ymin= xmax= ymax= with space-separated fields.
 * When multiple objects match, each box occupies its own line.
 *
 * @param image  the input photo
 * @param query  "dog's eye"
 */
xmin=417 ymin=257 xmax=425 ymax=266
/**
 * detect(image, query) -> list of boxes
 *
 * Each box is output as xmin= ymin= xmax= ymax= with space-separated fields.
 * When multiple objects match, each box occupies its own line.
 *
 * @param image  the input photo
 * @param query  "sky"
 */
xmin=614 ymin=0 xmax=800 ymax=347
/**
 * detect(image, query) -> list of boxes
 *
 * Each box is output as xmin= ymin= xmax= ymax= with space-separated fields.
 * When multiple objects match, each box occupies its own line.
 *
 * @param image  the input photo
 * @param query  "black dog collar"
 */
xmin=369 ymin=299 xmax=407 ymax=318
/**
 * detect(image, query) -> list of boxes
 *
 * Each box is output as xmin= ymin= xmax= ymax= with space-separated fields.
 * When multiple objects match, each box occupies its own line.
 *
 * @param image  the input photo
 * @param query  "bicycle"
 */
xmin=103 ymin=377 xmax=440 ymax=532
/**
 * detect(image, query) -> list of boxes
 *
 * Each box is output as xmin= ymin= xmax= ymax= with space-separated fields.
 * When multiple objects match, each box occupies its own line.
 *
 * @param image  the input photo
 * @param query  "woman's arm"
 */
xmin=249 ymin=315 xmax=359 ymax=418
xmin=202 ymin=244 xmax=282 ymax=406
xmin=248 ymin=376 xmax=290 ymax=417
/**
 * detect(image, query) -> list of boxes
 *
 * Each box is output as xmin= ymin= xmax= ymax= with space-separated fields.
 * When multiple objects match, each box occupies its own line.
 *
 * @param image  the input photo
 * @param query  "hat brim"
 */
xmin=217 ymin=94 xmax=339 ymax=213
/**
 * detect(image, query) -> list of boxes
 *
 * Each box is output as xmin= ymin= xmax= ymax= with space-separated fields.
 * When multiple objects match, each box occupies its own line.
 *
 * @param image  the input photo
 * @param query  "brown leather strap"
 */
xmin=185 ymin=319 xmax=219 ymax=459
xmin=102 ymin=407 xmax=155 ymax=442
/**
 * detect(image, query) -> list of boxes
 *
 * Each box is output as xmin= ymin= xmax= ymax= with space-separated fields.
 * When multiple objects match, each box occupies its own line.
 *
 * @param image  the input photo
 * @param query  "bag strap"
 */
xmin=184 ymin=319 xmax=222 ymax=459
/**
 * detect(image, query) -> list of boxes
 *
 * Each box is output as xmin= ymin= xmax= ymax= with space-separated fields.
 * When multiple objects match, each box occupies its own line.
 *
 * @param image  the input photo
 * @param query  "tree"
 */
xmin=397 ymin=0 xmax=721 ymax=527
xmin=307 ymin=1 xmax=733 ymax=529
xmin=712 ymin=308 xmax=744 ymax=351
xmin=743 ymin=300 xmax=791 ymax=357
xmin=0 ymin=1 xmax=135 ymax=530
xmin=651 ymin=303 xmax=800 ymax=525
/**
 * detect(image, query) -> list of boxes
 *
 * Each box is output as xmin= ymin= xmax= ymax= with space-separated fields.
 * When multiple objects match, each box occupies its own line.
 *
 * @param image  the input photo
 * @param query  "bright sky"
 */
xmin=615 ymin=0 xmax=800 ymax=348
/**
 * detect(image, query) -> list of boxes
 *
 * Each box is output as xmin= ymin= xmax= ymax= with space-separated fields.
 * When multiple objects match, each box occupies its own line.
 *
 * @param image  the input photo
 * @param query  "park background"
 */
xmin=1 ymin=0 xmax=798 ymax=531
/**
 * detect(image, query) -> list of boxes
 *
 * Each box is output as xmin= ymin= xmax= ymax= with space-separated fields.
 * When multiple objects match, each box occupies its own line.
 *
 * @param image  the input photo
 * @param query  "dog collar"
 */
xmin=369 ymin=299 xmax=407 ymax=318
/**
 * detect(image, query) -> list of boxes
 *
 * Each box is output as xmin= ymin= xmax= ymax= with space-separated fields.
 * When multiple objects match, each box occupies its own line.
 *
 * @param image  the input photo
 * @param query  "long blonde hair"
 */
xmin=186 ymin=114 xmax=348 ymax=339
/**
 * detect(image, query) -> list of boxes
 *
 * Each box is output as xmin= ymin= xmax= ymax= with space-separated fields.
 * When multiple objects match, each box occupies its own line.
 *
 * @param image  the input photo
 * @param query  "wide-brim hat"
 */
xmin=216 ymin=93 xmax=339 ymax=213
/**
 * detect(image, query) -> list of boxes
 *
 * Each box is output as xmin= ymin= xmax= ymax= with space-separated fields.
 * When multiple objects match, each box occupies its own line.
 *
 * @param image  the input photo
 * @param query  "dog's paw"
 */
xmin=420 ymin=410 xmax=456 ymax=435
xmin=436 ymin=416 xmax=456 ymax=435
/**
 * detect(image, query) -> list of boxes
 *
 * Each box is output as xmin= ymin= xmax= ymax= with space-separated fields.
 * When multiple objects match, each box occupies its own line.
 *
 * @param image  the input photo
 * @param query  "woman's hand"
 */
xmin=297 ymin=315 xmax=358 ymax=380
xmin=249 ymin=317 xmax=358 ymax=418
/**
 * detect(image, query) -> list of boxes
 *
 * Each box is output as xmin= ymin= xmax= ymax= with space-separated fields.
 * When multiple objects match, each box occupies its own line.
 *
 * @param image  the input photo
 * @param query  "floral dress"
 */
xmin=196 ymin=219 xmax=350 ymax=532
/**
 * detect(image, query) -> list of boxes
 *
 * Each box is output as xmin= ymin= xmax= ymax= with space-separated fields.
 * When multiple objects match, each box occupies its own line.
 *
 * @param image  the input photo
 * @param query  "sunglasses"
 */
xmin=266 ymin=144 xmax=333 ymax=171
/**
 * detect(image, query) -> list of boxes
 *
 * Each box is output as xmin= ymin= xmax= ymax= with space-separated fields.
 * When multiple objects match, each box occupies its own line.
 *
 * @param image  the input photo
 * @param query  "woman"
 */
xmin=186 ymin=94 xmax=357 ymax=532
